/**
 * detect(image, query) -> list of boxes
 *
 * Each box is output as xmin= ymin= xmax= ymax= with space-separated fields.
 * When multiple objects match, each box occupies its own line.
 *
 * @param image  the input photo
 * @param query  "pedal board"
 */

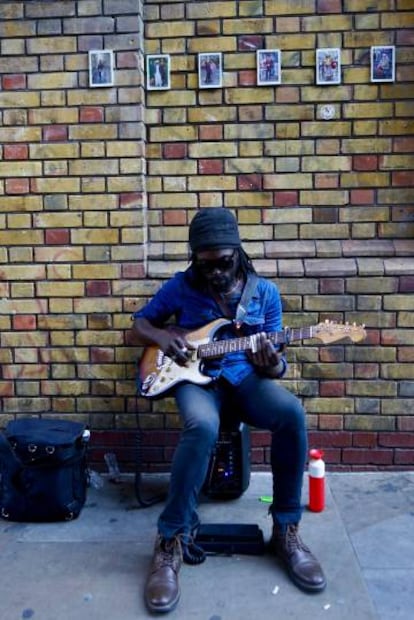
xmin=195 ymin=523 xmax=265 ymax=555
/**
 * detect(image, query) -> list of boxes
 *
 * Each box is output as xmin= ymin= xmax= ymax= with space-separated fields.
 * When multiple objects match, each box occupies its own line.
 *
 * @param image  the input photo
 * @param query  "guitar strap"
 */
xmin=234 ymin=273 xmax=258 ymax=330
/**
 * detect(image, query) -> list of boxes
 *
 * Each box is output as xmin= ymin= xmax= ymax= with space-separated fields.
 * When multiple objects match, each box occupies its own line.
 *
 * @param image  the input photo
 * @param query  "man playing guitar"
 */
xmin=132 ymin=207 xmax=326 ymax=614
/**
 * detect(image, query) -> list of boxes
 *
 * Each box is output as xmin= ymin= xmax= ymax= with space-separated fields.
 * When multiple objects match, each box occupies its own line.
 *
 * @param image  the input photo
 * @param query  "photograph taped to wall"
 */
xmin=257 ymin=49 xmax=281 ymax=85
xmin=371 ymin=46 xmax=395 ymax=82
xmin=316 ymin=48 xmax=341 ymax=85
xmin=146 ymin=54 xmax=171 ymax=90
xmin=89 ymin=50 xmax=114 ymax=87
xmin=198 ymin=53 xmax=222 ymax=89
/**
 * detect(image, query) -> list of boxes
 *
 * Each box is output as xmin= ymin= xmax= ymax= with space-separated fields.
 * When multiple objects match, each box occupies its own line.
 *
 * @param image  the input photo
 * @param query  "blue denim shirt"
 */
xmin=133 ymin=269 xmax=287 ymax=385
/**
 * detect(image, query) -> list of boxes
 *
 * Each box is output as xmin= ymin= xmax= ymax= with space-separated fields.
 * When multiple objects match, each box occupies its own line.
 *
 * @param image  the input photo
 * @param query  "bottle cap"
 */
xmin=309 ymin=448 xmax=324 ymax=459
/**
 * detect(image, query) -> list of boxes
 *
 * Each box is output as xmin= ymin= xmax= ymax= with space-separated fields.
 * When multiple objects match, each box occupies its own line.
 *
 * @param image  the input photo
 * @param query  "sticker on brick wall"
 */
xmin=89 ymin=50 xmax=114 ymax=88
xmin=370 ymin=46 xmax=395 ymax=83
xmin=146 ymin=54 xmax=171 ymax=91
xmin=256 ymin=49 xmax=281 ymax=86
xmin=198 ymin=53 xmax=222 ymax=89
xmin=316 ymin=48 xmax=341 ymax=86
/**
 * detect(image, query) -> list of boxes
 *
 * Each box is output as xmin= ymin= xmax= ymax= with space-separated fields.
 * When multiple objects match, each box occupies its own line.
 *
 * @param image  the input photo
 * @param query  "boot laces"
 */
xmin=285 ymin=524 xmax=310 ymax=554
xmin=154 ymin=536 xmax=182 ymax=569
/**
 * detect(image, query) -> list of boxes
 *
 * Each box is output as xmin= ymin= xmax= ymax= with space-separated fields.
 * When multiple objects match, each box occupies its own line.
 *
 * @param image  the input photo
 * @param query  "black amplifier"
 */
xmin=202 ymin=422 xmax=250 ymax=500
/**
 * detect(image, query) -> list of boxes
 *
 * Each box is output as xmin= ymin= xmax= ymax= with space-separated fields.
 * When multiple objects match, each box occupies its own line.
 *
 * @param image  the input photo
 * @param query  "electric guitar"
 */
xmin=138 ymin=318 xmax=366 ymax=398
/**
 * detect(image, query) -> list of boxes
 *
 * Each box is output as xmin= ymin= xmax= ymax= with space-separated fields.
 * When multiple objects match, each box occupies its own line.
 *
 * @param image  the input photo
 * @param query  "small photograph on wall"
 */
xmin=371 ymin=46 xmax=395 ymax=82
xmin=256 ymin=49 xmax=281 ymax=85
xmin=316 ymin=48 xmax=341 ymax=85
xmin=146 ymin=54 xmax=171 ymax=90
xmin=89 ymin=50 xmax=114 ymax=87
xmin=198 ymin=53 xmax=222 ymax=89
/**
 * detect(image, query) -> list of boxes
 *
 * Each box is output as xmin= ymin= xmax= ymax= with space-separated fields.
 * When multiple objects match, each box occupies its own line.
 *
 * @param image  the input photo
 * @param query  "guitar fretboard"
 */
xmin=198 ymin=326 xmax=313 ymax=359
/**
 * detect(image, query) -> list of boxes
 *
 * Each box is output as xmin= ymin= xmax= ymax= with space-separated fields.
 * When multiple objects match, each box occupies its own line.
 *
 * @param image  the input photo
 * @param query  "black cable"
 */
xmin=134 ymin=396 xmax=166 ymax=508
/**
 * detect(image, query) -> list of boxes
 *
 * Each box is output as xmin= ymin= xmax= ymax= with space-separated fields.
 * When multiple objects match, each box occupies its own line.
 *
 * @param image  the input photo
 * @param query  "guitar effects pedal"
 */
xmin=202 ymin=422 xmax=250 ymax=500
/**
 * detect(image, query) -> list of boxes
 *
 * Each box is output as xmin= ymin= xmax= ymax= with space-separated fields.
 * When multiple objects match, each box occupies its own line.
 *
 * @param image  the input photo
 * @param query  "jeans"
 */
xmin=157 ymin=372 xmax=308 ymax=539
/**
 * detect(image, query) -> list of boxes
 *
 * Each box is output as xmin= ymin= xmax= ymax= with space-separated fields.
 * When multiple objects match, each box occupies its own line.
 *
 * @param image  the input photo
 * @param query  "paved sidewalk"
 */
xmin=1 ymin=471 xmax=413 ymax=619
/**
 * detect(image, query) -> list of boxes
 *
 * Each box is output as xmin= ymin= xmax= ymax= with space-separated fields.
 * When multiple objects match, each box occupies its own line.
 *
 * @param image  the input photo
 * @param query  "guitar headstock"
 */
xmin=312 ymin=320 xmax=367 ymax=344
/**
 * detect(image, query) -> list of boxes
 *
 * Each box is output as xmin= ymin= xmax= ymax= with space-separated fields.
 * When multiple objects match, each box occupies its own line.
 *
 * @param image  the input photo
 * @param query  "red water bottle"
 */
xmin=308 ymin=448 xmax=325 ymax=512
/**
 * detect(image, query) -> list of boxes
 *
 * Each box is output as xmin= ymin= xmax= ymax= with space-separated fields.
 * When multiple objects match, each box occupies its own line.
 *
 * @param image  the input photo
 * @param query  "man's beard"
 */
xmin=209 ymin=274 xmax=233 ymax=293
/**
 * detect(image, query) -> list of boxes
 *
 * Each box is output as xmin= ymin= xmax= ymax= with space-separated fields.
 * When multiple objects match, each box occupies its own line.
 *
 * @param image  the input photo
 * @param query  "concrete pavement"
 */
xmin=1 ymin=471 xmax=413 ymax=619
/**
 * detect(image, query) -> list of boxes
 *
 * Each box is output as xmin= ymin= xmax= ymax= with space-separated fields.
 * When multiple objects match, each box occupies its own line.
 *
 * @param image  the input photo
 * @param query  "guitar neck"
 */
xmin=198 ymin=326 xmax=313 ymax=359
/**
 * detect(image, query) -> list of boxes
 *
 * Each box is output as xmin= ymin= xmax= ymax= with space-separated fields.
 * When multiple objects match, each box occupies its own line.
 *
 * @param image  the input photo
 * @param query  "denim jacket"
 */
xmin=133 ymin=268 xmax=287 ymax=385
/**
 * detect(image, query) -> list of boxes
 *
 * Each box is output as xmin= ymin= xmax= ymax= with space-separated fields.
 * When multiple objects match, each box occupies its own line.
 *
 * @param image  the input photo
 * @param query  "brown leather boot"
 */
xmin=144 ymin=536 xmax=182 ymax=613
xmin=271 ymin=523 xmax=327 ymax=593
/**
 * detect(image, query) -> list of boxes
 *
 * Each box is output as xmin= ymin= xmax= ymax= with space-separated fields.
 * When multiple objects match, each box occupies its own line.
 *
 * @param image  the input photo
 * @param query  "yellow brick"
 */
xmin=302 ymin=121 xmax=351 ymax=137
xmin=342 ymin=137 xmax=391 ymax=152
xmin=148 ymin=160 xmax=197 ymax=175
xmin=82 ymin=212 xmax=108 ymax=228
xmin=49 ymin=299 xmax=73 ymax=313
xmin=69 ymin=125 xmax=118 ymax=140
xmin=381 ymin=11 xmax=414 ymax=28
xmin=29 ymin=107 xmax=78 ymax=124
xmin=71 ymin=229 xmax=119 ymax=244
xmin=223 ymin=18 xmax=273 ymax=34
xmin=11 ymin=283 xmax=34 ymax=298
xmin=27 ymin=36 xmax=77 ymax=53
xmin=149 ymin=193 xmax=197 ymax=210
xmin=344 ymin=31 xmax=392 ymax=47
xmin=120 ymin=159 xmax=145 ymax=175
xmin=76 ymin=331 xmax=123 ymax=346
xmin=187 ymin=1 xmax=237 ymax=18
xmin=33 ymin=213 xmax=82 ymax=228
xmin=225 ymin=192 xmax=273 ymax=208
xmin=42 ymin=91 xmax=66 ymax=106
xmin=50 ymin=332 xmax=75 ymax=346
xmin=33 ymin=178 xmax=80 ymax=193
xmin=72 ymin=264 xmax=120 ymax=279
xmin=0 ymin=91 xmax=40 ymax=108
xmin=300 ymin=190 xmax=349 ymax=206
xmin=2 ymin=331 xmax=48 ymax=347
xmin=146 ymin=21 xmax=195 ymax=38
xmin=188 ymin=106 xmax=237 ymax=123
xmin=267 ymin=33 xmax=316 ymax=49
xmin=341 ymin=172 xmax=390 ymax=188
xmin=46 ymin=264 xmax=72 ymax=280
xmin=226 ymin=158 xmax=274 ymax=173
xmin=69 ymin=159 xmax=119 ymax=176
xmin=380 ymin=119 xmax=414 ymax=135
xmin=107 ymin=142 xmax=142 ymax=157
xmin=149 ymin=125 xmax=197 ymax=142
xmin=303 ymin=15 xmax=352 ymax=31
xmin=147 ymin=91 xmax=196 ymax=107
xmin=0 ymin=265 xmax=45 ymax=280
xmin=188 ymin=176 xmax=236 ymax=191
xmin=226 ymin=88 xmax=275 ymax=105
xmin=381 ymin=155 xmax=414 ymax=170
xmin=353 ymin=85 xmax=379 ymax=101
xmin=344 ymin=102 xmax=393 ymax=118
xmin=67 ymin=90 xmax=117 ymax=106
xmin=108 ymin=176 xmax=143 ymax=192
xmin=265 ymin=0 xmax=315 ymax=15
xmin=264 ymin=173 xmax=312 ymax=190
xmin=42 ymin=381 xmax=89 ymax=396
xmin=30 ymin=144 xmax=79 ymax=159
xmin=81 ymin=142 xmax=106 ymax=158
xmin=122 ymin=228 xmax=146 ymax=244
xmin=69 ymin=194 xmax=117 ymax=211
xmin=81 ymin=177 xmax=107 ymax=192
xmin=27 ymin=73 xmax=77 ymax=89
xmin=0 ymin=230 xmax=43 ymax=245
xmin=0 ymin=127 xmax=41 ymax=142
xmin=6 ymin=214 xmax=31 ymax=228
xmin=34 ymin=247 xmax=84 ymax=263
xmin=302 ymin=156 xmax=351 ymax=172
xmin=0 ymin=161 xmax=41 ymax=177
xmin=36 ymin=282 xmax=85 ymax=297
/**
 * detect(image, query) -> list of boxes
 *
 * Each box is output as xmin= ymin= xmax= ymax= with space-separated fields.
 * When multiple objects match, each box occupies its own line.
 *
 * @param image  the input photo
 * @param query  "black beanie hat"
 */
xmin=189 ymin=208 xmax=241 ymax=253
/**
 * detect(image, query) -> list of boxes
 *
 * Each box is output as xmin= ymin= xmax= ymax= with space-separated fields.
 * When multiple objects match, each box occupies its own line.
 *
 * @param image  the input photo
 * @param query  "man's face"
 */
xmin=194 ymin=248 xmax=239 ymax=293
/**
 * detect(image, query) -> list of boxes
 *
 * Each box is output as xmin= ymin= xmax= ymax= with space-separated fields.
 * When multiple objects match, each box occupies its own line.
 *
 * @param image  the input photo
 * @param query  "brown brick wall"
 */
xmin=0 ymin=1 xmax=413 ymax=471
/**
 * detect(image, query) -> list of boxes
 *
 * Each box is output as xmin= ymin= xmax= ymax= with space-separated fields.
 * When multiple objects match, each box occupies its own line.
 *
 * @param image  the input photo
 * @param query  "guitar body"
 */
xmin=138 ymin=318 xmax=231 ymax=398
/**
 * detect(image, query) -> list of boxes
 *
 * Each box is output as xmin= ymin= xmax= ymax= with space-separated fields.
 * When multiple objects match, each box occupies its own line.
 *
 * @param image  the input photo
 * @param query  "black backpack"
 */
xmin=0 ymin=418 xmax=89 ymax=522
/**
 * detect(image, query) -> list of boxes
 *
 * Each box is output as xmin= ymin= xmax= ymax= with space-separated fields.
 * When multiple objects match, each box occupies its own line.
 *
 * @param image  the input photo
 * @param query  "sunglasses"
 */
xmin=195 ymin=250 xmax=236 ymax=274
